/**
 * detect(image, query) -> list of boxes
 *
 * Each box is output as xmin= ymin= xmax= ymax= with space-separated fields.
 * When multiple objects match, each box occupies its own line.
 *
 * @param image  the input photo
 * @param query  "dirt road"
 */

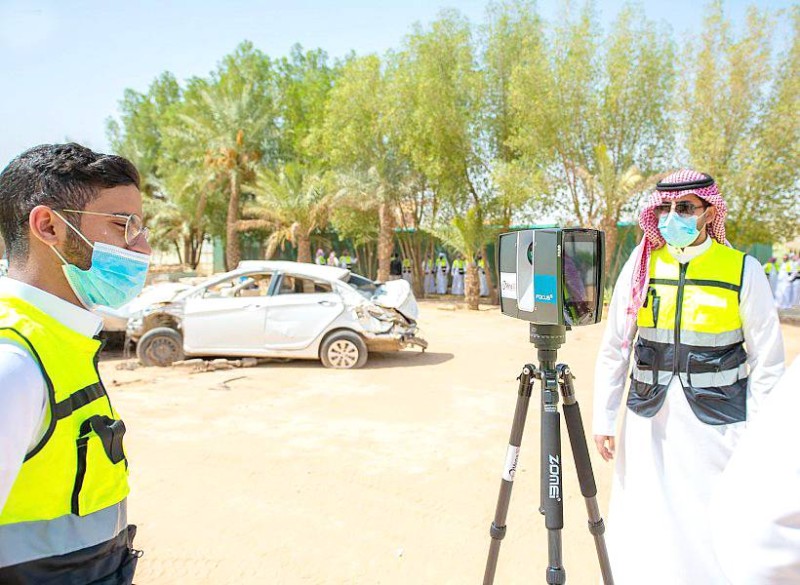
xmin=103 ymin=301 xmax=800 ymax=584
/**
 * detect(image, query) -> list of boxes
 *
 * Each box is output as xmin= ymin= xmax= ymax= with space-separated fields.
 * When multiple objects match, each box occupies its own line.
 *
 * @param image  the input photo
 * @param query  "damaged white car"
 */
xmin=126 ymin=261 xmax=427 ymax=369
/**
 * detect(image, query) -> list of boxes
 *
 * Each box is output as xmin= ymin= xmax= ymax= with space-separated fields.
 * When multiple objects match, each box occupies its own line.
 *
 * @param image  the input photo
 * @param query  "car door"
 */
xmin=183 ymin=272 xmax=275 ymax=355
xmin=262 ymin=273 xmax=344 ymax=350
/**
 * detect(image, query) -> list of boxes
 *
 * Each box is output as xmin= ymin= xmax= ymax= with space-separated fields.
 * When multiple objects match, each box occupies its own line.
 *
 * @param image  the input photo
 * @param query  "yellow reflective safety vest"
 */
xmin=629 ymin=241 xmax=749 ymax=425
xmin=0 ymin=294 xmax=131 ymax=576
xmin=453 ymin=259 xmax=466 ymax=274
xmin=763 ymin=262 xmax=774 ymax=275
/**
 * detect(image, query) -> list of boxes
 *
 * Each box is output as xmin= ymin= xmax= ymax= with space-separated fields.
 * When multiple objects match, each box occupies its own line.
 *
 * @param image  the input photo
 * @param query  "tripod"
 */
xmin=483 ymin=324 xmax=614 ymax=584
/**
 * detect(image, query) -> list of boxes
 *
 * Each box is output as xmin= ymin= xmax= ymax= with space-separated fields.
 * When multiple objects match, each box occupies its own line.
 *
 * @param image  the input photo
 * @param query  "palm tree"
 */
xmin=172 ymin=81 xmax=274 ymax=269
xmin=334 ymin=167 xmax=399 ymax=281
xmin=244 ymin=163 xmax=333 ymax=263
xmin=428 ymin=207 xmax=497 ymax=310
xmin=575 ymin=144 xmax=662 ymax=277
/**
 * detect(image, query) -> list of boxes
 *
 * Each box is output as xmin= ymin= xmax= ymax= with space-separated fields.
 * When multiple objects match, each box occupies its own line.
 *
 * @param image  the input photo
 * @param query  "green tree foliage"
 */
xmin=322 ymin=55 xmax=395 ymax=281
xmin=106 ymin=2 xmax=797 ymax=301
xmin=245 ymin=163 xmax=333 ymax=263
xmin=510 ymin=3 xmax=675 ymax=275
xmin=427 ymin=207 xmax=497 ymax=309
xmin=681 ymin=2 xmax=800 ymax=245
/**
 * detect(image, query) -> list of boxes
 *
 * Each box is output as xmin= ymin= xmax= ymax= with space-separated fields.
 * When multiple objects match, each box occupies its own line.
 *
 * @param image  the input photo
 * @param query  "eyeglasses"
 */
xmin=60 ymin=209 xmax=150 ymax=247
xmin=654 ymin=201 xmax=708 ymax=218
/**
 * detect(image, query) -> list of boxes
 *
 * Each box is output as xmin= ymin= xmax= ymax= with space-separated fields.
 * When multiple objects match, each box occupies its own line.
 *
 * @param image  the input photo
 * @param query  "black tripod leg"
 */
xmin=557 ymin=365 xmax=614 ymax=585
xmin=483 ymin=365 xmax=536 ymax=585
xmin=541 ymin=368 xmax=566 ymax=585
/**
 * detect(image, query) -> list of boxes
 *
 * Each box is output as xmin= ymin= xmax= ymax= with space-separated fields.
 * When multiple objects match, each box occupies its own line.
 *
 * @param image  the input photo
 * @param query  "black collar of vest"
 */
xmin=656 ymin=173 xmax=715 ymax=192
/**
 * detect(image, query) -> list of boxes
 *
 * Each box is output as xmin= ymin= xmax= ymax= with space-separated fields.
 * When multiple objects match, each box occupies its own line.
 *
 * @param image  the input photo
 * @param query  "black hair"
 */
xmin=0 ymin=143 xmax=140 ymax=260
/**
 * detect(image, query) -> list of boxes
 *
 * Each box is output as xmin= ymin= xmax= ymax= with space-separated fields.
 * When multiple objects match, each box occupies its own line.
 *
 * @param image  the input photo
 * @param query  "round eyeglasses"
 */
xmin=60 ymin=209 xmax=150 ymax=247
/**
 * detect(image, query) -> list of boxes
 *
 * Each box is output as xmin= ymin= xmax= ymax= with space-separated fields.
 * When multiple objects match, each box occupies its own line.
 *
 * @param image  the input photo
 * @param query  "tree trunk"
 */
xmin=225 ymin=170 xmax=241 ymax=270
xmin=482 ymin=243 xmax=499 ymax=305
xmin=465 ymin=262 xmax=480 ymax=310
xmin=296 ymin=232 xmax=312 ymax=263
xmin=183 ymin=238 xmax=192 ymax=269
xmin=601 ymin=216 xmax=619 ymax=285
xmin=377 ymin=202 xmax=394 ymax=282
xmin=173 ymin=240 xmax=183 ymax=266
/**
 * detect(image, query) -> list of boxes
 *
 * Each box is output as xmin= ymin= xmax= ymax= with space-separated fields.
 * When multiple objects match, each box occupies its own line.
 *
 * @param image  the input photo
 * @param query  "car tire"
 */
xmin=320 ymin=331 xmax=368 ymax=369
xmin=136 ymin=327 xmax=184 ymax=367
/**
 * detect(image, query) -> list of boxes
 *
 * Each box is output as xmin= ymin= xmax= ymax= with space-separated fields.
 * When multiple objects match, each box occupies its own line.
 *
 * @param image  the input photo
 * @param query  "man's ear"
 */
xmin=28 ymin=206 xmax=66 ymax=247
xmin=703 ymin=206 xmax=717 ymax=230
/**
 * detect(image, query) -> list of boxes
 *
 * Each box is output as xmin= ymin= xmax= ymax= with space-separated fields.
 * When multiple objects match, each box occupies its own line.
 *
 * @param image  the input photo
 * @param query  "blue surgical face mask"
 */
xmin=51 ymin=211 xmax=150 ymax=310
xmin=658 ymin=210 xmax=705 ymax=248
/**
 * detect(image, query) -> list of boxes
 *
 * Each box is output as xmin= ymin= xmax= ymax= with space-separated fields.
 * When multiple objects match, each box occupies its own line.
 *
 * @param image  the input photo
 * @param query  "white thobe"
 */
xmin=711 ymin=356 xmax=800 ymax=584
xmin=422 ymin=261 xmax=435 ymax=295
xmin=0 ymin=277 xmax=103 ymax=513
xmin=435 ymin=261 xmax=449 ymax=295
xmin=593 ymin=239 xmax=785 ymax=585
xmin=479 ymin=267 xmax=489 ymax=297
xmin=775 ymin=263 xmax=794 ymax=309
xmin=451 ymin=264 xmax=465 ymax=295
xmin=768 ymin=268 xmax=779 ymax=296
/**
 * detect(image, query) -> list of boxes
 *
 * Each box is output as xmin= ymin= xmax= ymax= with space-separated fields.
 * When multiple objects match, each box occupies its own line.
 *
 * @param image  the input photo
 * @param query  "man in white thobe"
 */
xmin=775 ymin=254 xmax=794 ymax=309
xmin=477 ymin=254 xmax=489 ymax=297
xmin=422 ymin=256 xmax=435 ymax=295
xmin=593 ymin=170 xmax=784 ymax=585
xmin=450 ymin=255 xmax=465 ymax=296
xmin=435 ymin=253 xmax=449 ymax=295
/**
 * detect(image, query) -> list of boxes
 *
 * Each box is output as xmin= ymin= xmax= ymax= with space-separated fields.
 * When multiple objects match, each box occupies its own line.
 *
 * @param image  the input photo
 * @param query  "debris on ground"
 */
xmin=115 ymin=361 xmax=140 ymax=371
xmin=171 ymin=357 xmax=261 ymax=373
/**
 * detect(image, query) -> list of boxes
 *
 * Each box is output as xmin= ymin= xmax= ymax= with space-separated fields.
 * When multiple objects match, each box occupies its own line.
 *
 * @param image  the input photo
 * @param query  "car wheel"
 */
xmin=136 ymin=327 xmax=184 ymax=367
xmin=320 ymin=331 xmax=368 ymax=369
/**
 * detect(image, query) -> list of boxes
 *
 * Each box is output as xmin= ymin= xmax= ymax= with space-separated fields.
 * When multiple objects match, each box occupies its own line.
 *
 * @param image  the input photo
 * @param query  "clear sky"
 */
xmin=0 ymin=0 xmax=795 ymax=167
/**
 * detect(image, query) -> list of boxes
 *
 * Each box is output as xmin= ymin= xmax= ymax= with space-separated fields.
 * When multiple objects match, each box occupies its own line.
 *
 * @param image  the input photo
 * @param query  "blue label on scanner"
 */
xmin=533 ymin=274 xmax=557 ymax=304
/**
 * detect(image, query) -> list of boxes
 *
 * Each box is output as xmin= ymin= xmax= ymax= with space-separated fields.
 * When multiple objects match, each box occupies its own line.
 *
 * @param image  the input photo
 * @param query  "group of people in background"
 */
xmin=763 ymin=253 xmax=800 ymax=309
xmin=389 ymin=251 xmax=490 ymax=297
xmin=314 ymin=248 xmax=357 ymax=270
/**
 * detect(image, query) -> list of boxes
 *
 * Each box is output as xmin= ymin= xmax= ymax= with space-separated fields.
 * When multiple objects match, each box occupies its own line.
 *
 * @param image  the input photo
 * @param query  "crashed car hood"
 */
xmin=371 ymin=280 xmax=418 ymax=320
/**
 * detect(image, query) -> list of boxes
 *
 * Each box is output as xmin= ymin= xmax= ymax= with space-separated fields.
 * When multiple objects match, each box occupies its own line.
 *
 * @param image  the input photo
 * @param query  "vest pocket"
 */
xmin=72 ymin=416 xmax=130 ymax=516
xmin=633 ymin=344 xmax=657 ymax=385
xmin=682 ymin=347 xmax=748 ymax=425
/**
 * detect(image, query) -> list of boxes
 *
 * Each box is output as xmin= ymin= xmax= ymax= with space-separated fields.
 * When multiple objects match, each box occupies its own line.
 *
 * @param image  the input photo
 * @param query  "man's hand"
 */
xmin=594 ymin=435 xmax=615 ymax=461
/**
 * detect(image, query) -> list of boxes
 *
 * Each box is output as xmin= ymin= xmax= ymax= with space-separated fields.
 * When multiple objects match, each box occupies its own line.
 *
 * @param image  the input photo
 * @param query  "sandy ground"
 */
xmin=101 ymin=301 xmax=800 ymax=584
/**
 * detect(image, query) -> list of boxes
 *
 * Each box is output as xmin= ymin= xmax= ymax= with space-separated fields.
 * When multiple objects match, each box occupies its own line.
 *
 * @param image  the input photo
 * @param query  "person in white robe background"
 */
xmin=592 ymin=169 xmax=785 ymax=585
xmin=711 ymin=356 xmax=800 ymax=584
xmin=477 ymin=253 xmax=489 ymax=297
xmin=450 ymin=254 xmax=465 ymax=295
xmin=422 ymin=255 xmax=435 ymax=295
xmin=775 ymin=254 xmax=795 ymax=309
xmin=435 ymin=252 xmax=449 ymax=295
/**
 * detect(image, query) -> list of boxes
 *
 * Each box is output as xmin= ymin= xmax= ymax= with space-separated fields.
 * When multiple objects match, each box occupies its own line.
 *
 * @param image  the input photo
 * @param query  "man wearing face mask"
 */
xmin=591 ymin=169 xmax=784 ymax=584
xmin=0 ymin=143 xmax=151 ymax=584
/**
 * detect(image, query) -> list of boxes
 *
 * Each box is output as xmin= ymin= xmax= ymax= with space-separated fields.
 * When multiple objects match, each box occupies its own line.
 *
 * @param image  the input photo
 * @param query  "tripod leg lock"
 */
xmin=489 ymin=522 xmax=507 ymax=541
xmin=546 ymin=567 xmax=566 ymax=584
xmin=588 ymin=518 xmax=606 ymax=536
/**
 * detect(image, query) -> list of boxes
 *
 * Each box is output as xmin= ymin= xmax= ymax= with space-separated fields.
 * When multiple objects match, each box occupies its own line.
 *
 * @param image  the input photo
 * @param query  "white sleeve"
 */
xmin=0 ymin=344 xmax=48 ymax=513
xmin=711 ymin=357 xmax=800 ymax=584
xmin=592 ymin=250 xmax=638 ymax=436
xmin=740 ymin=255 xmax=785 ymax=418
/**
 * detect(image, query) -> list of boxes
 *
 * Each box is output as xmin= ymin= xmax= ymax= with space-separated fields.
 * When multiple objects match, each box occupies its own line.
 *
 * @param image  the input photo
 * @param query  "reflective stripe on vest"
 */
xmin=628 ymin=241 xmax=749 ymax=425
xmin=0 ymin=501 xmax=127 ymax=568
xmin=0 ymin=295 xmax=130 ymax=568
